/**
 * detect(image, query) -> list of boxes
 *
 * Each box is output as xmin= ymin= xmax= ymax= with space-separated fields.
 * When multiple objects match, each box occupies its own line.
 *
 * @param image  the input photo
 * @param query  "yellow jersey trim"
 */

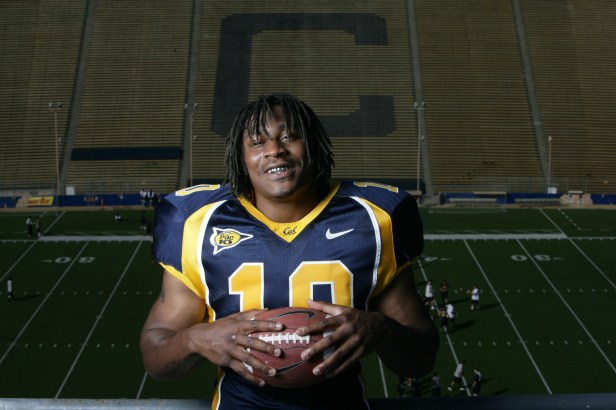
xmin=237 ymin=182 xmax=341 ymax=243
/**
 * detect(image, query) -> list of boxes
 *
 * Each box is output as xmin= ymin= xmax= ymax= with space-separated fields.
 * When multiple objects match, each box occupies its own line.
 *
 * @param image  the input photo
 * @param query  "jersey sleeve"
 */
xmin=341 ymin=181 xmax=424 ymax=298
xmin=153 ymin=197 xmax=184 ymax=272
xmin=152 ymin=196 xmax=204 ymax=298
xmin=344 ymin=181 xmax=424 ymax=267
xmin=391 ymin=193 xmax=424 ymax=267
xmin=370 ymin=191 xmax=423 ymax=298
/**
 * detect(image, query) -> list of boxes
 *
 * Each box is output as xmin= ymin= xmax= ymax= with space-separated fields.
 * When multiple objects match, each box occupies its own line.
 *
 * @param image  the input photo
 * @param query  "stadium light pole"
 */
xmin=547 ymin=135 xmax=553 ymax=191
xmin=414 ymin=101 xmax=425 ymax=193
xmin=48 ymin=102 xmax=63 ymax=205
xmin=185 ymin=103 xmax=198 ymax=187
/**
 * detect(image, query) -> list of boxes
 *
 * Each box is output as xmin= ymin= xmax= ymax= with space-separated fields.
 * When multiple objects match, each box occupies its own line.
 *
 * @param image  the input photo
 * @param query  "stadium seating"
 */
xmin=1 ymin=0 xmax=615 ymax=196
xmin=415 ymin=1 xmax=542 ymax=192
xmin=521 ymin=0 xmax=616 ymax=194
xmin=0 ymin=0 xmax=84 ymax=193
xmin=66 ymin=0 xmax=191 ymax=194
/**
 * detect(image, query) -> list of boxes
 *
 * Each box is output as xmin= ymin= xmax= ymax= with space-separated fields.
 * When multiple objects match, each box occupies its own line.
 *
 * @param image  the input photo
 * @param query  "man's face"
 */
xmin=242 ymin=108 xmax=316 ymax=206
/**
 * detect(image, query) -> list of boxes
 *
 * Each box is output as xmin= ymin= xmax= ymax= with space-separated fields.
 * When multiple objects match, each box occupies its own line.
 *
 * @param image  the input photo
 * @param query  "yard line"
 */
xmin=463 ymin=240 xmax=552 ymax=394
xmin=416 ymin=257 xmax=470 ymax=396
xmin=136 ymin=372 xmax=148 ymax=399
xmin=55 ymin=241 xmax=143 ymax=398
xmin=377 ymin=358 xmax=389 ymax=398
xmin=0 ymin=242 xmax=89 ymax=366
xmin=43 ymin=211 xmax=65 ymax=235
xmin=39 ymin=235 xmax=152 ymax=242
xmin=424 ymin=233 xmax=566 ymax=240
xmin=538 ymin=208 xmax=565 ymax=235
xmin=567 ymin=239 xmax=616 ymax=290
xmin=0 ymin=240 xmax=39 ymax=282
xmin=517 ymin=240 xmax=616 ymax=375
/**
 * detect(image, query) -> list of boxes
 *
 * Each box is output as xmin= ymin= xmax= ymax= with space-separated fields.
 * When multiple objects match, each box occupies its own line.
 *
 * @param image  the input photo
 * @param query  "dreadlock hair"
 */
xmin=224 ymin=93 xmax=335 ymax=200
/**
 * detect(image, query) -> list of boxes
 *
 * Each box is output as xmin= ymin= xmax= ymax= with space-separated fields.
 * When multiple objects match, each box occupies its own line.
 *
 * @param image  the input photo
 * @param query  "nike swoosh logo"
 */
xmin=326 ymin=228 xmax=354 ymax=239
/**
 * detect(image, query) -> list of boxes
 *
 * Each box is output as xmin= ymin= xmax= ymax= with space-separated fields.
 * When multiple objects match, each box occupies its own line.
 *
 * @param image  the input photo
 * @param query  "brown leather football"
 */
xmin=246 ymin=307 xmax=334 ymax=388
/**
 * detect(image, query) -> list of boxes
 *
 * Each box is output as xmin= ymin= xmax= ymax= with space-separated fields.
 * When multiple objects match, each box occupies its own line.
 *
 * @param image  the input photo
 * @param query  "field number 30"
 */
xmin=511 ymin=254 xmax=553 ymax=262
xmin=52 ymin=256 xmax=95 ymax=264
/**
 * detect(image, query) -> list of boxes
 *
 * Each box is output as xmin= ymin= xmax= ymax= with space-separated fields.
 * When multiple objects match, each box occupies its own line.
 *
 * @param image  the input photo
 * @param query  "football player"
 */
xmin=140 ymin=93 xmax=439 ymax=409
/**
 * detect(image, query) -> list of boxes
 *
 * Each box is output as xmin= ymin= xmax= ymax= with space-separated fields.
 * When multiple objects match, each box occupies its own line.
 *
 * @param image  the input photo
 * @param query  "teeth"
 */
xmin=268 ymin=166 xmax=288 ymax=174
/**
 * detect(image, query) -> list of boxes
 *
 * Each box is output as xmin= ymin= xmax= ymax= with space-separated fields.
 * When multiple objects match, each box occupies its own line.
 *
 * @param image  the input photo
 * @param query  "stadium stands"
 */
xmin=0 ymin=0 xmax=615 ymax=198
xmin=0 ymin=0 xmax=85 ymax=193
xmin=415 ymin=1 xmax=542 ymax=193
xmin=66 ymin=0 xmax=192 ymax=194
xmin=196 ymin=1 xmax=421 ymax=186
xmin=521 ymin=0 xmax=616 ymax=194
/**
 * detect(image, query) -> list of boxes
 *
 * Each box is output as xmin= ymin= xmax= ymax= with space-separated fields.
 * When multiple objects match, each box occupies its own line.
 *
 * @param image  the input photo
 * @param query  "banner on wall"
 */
xmin=27 ymin=196 xmax=54 ymax=207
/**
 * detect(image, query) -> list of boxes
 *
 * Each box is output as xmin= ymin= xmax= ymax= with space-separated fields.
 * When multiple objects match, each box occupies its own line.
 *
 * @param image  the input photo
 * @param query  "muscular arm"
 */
xmin=140 ymin=270 xmax=285 ymax=384
xmin=139 ymin=270 xmax=208 ymax=380
xmin=369 ymin=264 xmax=439 ymax=377
xmin=301 ymin=264 xmax=438 ymax=379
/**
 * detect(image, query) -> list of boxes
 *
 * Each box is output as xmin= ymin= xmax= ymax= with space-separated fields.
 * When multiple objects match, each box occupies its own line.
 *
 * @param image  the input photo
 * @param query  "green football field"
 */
xmin=0 ymin=207 xmax=615 ymax=399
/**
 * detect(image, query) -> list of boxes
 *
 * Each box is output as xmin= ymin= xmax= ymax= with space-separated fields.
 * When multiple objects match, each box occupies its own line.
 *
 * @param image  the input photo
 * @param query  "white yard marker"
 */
xmin=55 ymin=242 xmax=143 ymax=398
xmin=0 ymin=242 xmax=89 ymax=366
xmin=464 ymin=240 xmax=552 ymax=393
xmin=517 ymin=240 xmax=616 ymax=376
xmin=417 ymin=257 xmax=471 ymax=396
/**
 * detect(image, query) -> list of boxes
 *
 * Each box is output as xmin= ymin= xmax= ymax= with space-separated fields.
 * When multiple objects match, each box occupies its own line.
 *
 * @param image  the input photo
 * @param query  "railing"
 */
xmin=433 ymin=176 xmax=607 ymax=195
xmin=1 ymin=393 xmax=615 ymax=410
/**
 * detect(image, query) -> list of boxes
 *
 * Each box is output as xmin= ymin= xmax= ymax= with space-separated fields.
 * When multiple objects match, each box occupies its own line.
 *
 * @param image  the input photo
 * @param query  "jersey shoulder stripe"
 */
xmin=336 ymin=180 xmax=424 ymax=265
xmin=153 ymin=184 xmax=232 ymax=297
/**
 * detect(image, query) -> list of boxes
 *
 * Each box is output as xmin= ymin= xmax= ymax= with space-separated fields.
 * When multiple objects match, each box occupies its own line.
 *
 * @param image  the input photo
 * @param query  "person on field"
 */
xmin=471 ymin=368 xmax=482 ymax=396
xmin=439 ymin=280 xmax=449 ymax=305
xmin=469 ymin=285 xmax=480 ymax=310
xmin=448 ymin=360 xmax=465 ymax=392
xmin=7 ymin=277 xmax=15 ymax=302
xmin=25 ymin=216 xmax=34 ymax=237
xmin=424 ymin=280 xmax=437 ymax=310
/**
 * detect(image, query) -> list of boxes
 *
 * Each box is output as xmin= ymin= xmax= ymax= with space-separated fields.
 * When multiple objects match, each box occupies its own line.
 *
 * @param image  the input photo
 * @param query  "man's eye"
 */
xmin=250 ymin=136 xmax=265 ymax=146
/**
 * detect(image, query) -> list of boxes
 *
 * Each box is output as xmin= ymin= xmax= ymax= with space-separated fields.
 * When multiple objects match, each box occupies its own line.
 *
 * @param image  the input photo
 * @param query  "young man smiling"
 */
xmin=140 ymin=93 xmax=438 ymax=409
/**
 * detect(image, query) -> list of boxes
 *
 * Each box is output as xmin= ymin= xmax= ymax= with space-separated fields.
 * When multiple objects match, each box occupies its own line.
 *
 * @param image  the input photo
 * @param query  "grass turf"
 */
xmin=0 ymin=207 xmax=615 ymax=399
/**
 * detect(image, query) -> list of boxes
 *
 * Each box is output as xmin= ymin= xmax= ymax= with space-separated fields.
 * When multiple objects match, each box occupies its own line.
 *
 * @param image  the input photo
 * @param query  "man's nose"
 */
xmin=264 ymin=138 xmax=286 ymax=157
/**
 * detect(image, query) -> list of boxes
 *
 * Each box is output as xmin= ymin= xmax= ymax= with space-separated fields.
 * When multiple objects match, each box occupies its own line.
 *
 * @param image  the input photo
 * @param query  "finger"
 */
xmin=245 ymin=317 xmax=284 ymax=334
xmin=313 ymin=338 xmax=363 ymax=378
xmin=296 ymin=311 xmax=343 ymax=336
xmin=228 ymin=359 xmax=269 ymax=387
xmin=296 ymin=317 xmax=328 ymax=337
xmin=307 ymin=299 xmax=326 ymax=310
xmin=228 ymin=338 xmax=278 ymax=380
xmin=233 ymin=333 xmax=282 ymax=357
xmin=319 ymin=349 xmax=361 ymax=378
xmin=307 ymin=299 xmax=345 ymax=316
xmin=300 ymin=324 xmax=338 ymax=361
xmin=237 ymin=308 xmax=267 ymax=320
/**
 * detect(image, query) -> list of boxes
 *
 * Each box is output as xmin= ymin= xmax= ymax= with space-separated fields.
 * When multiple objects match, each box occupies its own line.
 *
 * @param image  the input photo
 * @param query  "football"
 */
xmin=245 ymin=307 xmax=334 ymax=388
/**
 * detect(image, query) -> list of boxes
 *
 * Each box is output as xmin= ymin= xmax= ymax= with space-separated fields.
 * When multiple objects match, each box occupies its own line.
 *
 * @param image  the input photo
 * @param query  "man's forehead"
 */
xmin=244 ymin=114 xmax=290 ymax=137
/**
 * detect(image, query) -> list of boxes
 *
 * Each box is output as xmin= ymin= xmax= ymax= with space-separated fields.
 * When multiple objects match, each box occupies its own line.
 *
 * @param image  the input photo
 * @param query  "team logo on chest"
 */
xmin=210 ymin=227 xmax=253 ymax=255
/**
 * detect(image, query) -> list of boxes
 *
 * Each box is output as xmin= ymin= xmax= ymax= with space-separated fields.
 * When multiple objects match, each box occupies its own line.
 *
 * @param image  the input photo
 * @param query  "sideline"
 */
xmin=425 ymin=233 xmax=567 ymax=240
xmin=38 ymin=235 xmax=152 ymax=242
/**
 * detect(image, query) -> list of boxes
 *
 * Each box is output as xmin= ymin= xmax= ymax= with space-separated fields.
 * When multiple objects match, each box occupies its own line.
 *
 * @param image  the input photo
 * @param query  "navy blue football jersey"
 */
xmin=153 ymin=180 xmax=423 ymax=409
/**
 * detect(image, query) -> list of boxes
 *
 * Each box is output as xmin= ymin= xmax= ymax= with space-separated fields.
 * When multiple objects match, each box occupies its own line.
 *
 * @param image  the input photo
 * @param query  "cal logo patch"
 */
xmin=210 ymin=227 xmax=253 ymax=255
